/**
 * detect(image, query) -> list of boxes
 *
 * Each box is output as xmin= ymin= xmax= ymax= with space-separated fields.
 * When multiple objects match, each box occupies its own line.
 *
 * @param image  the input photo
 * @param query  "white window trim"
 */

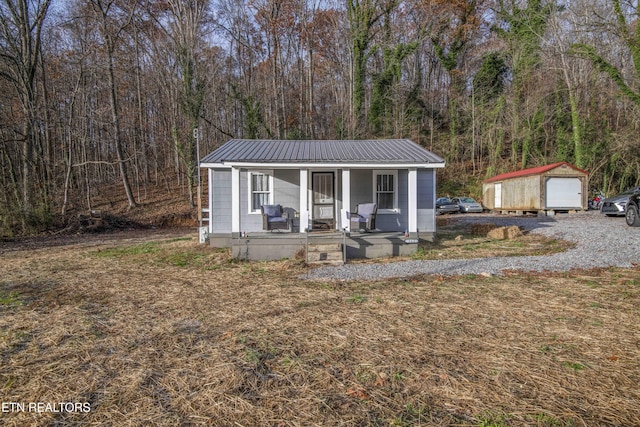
xmin=248 ymin=170 xmax=274 ymax=214
xmin=373 ymin=170 xmax=398 ymax=213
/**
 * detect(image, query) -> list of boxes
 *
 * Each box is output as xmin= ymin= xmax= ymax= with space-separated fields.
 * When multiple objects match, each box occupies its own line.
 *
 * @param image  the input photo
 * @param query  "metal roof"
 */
xmin=200 ymin=139 xmax=444 ymax=166
xmin=483 ymin=162 xmax=589 ymax=183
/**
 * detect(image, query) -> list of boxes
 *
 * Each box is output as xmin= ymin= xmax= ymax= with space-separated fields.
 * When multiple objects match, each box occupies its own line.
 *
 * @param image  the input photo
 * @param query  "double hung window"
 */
xmin=249 ymin=171 xmax=273 ymax=213
xmin=374 ymin=171 xmax=397 ymax=211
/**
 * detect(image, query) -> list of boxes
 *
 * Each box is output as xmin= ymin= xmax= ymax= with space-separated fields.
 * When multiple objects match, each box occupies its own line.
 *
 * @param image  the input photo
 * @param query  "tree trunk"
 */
xmin=0 ymin=0 xmax=52 ymax=228
xmin=92 ymin=0 xmax=137 ymax=209
xmin=106 ymin=37 xmax=137 ymax=209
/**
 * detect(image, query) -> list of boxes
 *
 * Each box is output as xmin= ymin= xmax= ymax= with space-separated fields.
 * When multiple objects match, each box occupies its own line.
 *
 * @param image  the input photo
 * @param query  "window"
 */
xmin=374 ymin=171 xmax=397 ymax=211
xmin=249 ymin=171 xmax=273 ymax=213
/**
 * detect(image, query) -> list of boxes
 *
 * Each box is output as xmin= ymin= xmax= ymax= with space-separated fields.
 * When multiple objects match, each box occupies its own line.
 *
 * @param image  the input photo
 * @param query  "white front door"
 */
xmin=312 ymin=172 xmax=335 ymax=229
xmin=494 ymin=182 xmax=502 ymax=209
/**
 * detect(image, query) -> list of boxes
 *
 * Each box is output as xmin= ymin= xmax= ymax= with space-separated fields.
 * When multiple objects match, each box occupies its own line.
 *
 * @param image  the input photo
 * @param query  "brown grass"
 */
xmin=411 ymin=219 xmax=574 ymax=261
xmin=1 ymin=233 xmax=639 ymax=426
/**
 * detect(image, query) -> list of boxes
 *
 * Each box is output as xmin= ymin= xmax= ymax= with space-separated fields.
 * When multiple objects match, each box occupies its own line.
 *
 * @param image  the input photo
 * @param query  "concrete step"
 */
xmin=308 ymin=259 xmax=344 ymax=266
xmin=307 ymin=243 xmax=342 ymax=253
xmin=307 ymin=250 xmax=343 ymax=263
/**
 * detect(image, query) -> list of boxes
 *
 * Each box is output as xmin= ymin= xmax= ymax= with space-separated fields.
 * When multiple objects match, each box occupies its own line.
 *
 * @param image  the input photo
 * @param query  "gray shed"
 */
xmin=482 ymin=162 xmax=589 ymax=213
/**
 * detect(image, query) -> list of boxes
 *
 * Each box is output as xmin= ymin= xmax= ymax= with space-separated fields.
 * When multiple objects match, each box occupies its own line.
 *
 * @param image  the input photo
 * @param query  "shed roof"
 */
xmin=200 ymin=139 xmax=444 ymax=167
xmin=483 ymin=162 xmax=588 ymax=183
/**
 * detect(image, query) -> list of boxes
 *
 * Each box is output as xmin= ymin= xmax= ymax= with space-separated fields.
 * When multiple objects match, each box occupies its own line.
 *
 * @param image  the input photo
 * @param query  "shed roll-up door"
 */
xmin=545 ymin=177 xmax=582 ymax=208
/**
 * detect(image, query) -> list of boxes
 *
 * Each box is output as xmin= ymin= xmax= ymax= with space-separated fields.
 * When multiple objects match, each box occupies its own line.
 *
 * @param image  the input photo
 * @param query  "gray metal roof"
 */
xmin=200 ymin=139 xmax=444 ymax=165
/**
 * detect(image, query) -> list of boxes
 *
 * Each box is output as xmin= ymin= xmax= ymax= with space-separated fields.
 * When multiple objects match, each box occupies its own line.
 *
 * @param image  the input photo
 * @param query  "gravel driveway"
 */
xmin=304 ymin=211 xmax=639 ymax=280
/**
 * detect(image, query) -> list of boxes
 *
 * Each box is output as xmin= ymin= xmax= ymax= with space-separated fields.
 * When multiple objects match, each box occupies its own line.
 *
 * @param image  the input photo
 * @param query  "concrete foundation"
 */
xmin=210 ymin=231 xmax=434 ymax=261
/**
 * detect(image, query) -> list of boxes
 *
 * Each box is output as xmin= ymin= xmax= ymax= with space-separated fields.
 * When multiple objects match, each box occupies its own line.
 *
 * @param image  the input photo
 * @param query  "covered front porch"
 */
xmin=217 ymin=167 xmax=425 ymax=235
xmin=205 ymin=166 xmax=437 ymax=237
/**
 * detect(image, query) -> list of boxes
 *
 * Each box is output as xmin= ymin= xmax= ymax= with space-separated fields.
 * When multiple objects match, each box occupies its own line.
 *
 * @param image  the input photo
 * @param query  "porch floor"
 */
xmin=226 ymin=230 xmax=429 ymax=261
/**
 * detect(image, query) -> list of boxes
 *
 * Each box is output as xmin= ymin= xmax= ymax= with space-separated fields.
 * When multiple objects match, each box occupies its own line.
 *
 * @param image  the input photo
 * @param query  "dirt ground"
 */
xmin=1 ymin=225 xmax=639 ymax=426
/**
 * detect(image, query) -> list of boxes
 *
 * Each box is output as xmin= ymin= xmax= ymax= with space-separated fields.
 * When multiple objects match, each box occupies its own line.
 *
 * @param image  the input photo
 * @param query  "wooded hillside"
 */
xmin=1 ymin=0 xmax=639 ymax=235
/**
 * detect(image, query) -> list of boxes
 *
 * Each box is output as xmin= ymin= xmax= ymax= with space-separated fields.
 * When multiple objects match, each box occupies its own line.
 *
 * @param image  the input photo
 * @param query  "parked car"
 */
xmin=452 ymin=197 xmax=484 ymax=213
xmin=436 ymin=197 xmax=460 ymax=215
xmin=625 ymin=190 xmax=640 ymax=226
xmin=600 ymin=187 xmax=640 ymax=217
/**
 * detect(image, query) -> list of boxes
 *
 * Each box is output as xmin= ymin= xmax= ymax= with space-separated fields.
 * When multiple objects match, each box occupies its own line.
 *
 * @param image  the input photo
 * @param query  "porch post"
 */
xmin=208 ymin=168 xmax=214 ymax=234
xmin=299 ymin=169 xmax=308 ymax=232
xmin=432 ymin=169 xmax=437 ymax=233
xmin=231 ymin=167 xmax=240 ymax=234
xmin=408 ymin=168 xmax=417 ymax=234
xmin=342 ymin=169 xmax=351 ymax=232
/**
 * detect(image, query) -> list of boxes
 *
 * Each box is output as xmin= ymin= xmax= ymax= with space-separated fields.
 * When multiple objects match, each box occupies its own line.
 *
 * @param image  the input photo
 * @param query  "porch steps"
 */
xmin=306 ymin=242 xmax=344 ymax=265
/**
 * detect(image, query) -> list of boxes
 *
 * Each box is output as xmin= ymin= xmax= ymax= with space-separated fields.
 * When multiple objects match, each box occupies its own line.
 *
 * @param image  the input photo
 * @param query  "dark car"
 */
xmin=436 ymin=197 xmax=460 ymax=215
xmin=601 ymin=187 xmax=640 ymax=216
xmin=625 ymin=190 xmax=640 ymax=226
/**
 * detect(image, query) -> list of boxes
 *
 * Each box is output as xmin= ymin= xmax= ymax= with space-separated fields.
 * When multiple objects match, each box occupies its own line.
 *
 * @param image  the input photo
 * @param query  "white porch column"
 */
xmin=208 ymin=168 xmax=214 ymax=234
xmin=432 ymin=169 xmax=437 ymax=232
xmin=341 ymin=169 xmax=351 ymax=231
xmin=231 ymin=167 xmax=240 ymax=234
xmin=299 ymin=169 xmax=308 ymax=232
xmin=408 ymin=168 xmax=418 ymax=234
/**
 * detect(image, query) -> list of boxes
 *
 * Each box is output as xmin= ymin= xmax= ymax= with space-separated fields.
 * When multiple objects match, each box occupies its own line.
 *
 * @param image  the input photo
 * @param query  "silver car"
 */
xmin=601 ymin=187 xmax=640 ymax=217
xmin=452 ymin=197 xmax=484 ymax=213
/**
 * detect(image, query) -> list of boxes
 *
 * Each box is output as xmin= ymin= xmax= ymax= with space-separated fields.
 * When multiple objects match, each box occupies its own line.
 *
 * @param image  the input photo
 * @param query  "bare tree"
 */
xmin=0 ymin=0 xmax=51 ymax=228
xmin=148 ymin=0 xmax=210 ymax=208
xmin=572 ymin=0 xmax=640 ymax=108
xmin=89 ymin=0 xmax=137 ymax=209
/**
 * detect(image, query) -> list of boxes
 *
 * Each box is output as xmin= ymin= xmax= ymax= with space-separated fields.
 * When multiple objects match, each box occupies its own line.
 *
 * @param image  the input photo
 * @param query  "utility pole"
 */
xmin=194 ymin=127 xmax=202 ymax=228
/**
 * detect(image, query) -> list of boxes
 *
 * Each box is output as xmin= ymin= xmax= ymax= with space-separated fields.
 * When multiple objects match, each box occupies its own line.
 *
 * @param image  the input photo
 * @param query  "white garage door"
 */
xmin=546 ymin=177 xmax=582 ymax=209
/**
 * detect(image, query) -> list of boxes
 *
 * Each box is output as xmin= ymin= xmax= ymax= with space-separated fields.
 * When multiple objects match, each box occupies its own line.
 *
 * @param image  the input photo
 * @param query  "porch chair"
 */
xmin=261 ymin=204 xmax=290 ymax=231
xmin=350 ymin=203 xmax=377 ymax=232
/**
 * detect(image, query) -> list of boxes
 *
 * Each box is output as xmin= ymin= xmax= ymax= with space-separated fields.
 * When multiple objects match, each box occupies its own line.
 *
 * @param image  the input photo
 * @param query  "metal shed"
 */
xmin=482 ymin=162 xmax=589 ymax=214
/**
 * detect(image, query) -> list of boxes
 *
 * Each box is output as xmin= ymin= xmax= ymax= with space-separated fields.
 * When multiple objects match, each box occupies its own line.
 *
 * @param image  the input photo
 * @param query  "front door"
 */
xmin=312 ymin=172 xmax=335 ymax=230
xmin=494 ymin=182 xmax=502 ymax=209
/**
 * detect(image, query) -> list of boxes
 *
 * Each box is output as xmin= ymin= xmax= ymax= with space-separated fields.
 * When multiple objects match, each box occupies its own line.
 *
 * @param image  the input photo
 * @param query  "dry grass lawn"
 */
xmin=1 ymin=231 xmax=639 ymax=426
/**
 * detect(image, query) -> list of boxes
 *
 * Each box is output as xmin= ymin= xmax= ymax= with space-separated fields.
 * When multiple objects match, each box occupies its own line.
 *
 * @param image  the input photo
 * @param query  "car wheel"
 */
xmin=626 ymin=204 xmax=640 ymax=226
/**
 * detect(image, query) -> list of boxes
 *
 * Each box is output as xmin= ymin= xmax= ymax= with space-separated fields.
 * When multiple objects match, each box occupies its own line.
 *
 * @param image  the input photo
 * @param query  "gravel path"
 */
xmin=303 ymin=211 xmax=639 ymax=280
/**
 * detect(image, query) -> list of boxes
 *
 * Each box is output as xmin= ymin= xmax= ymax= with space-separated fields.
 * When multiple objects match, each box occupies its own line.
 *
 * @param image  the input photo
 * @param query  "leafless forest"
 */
xmin=1 ymin=0 xmax=639 ymax=235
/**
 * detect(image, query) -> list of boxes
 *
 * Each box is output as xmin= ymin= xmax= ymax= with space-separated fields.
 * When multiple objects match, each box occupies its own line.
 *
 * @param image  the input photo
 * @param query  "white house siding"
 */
xmin=274 ymin=169 xmax=301 ymax=228
xmin=417 ymin=169 xmax=436 ymax=233
xmin=234 ymin=169 xmax=302 ymax=234
xmin=346 ymin=169 xmax=438 ymax=233
xmin=274 ymin=169 xmax=300 ymax=210
xmin=211 ymin=169 xmax=232 ymax=234
xmin=239 ymin=170 xmax=261 ymax=232
xmin=375 ymin=170 xmax=408 ymax=232
xmin=350 ymin=169 xmax=372 ymax=207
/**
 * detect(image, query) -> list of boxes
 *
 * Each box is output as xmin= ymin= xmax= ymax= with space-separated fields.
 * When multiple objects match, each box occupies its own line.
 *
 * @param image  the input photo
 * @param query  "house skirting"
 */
xmin=209 ymin=232 xmax=435 ymax=261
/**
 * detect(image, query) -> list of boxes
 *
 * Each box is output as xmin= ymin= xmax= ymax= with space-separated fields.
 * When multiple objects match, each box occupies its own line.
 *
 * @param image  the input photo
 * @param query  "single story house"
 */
xmin=200 ymin=139 xmax=445 ymax=260
xmin=482 ymin=162 xmax=589 ymax=214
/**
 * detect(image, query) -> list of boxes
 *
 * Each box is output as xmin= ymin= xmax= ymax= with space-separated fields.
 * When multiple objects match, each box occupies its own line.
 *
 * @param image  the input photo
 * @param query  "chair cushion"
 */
xmin=262 ymin=204 xmax=282 ymax=218
xmin=268 ymin=216 xmax=288 ymax=223
xmin=357 ymin=203 xmax=376 ymax=218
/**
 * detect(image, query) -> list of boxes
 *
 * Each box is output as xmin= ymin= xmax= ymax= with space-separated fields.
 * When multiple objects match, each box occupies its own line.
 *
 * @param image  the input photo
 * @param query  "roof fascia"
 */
xmin=201 ymin=161 xmax=445 ymax=169
xmin=199 ymin=162 xmax=231 ymax=168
